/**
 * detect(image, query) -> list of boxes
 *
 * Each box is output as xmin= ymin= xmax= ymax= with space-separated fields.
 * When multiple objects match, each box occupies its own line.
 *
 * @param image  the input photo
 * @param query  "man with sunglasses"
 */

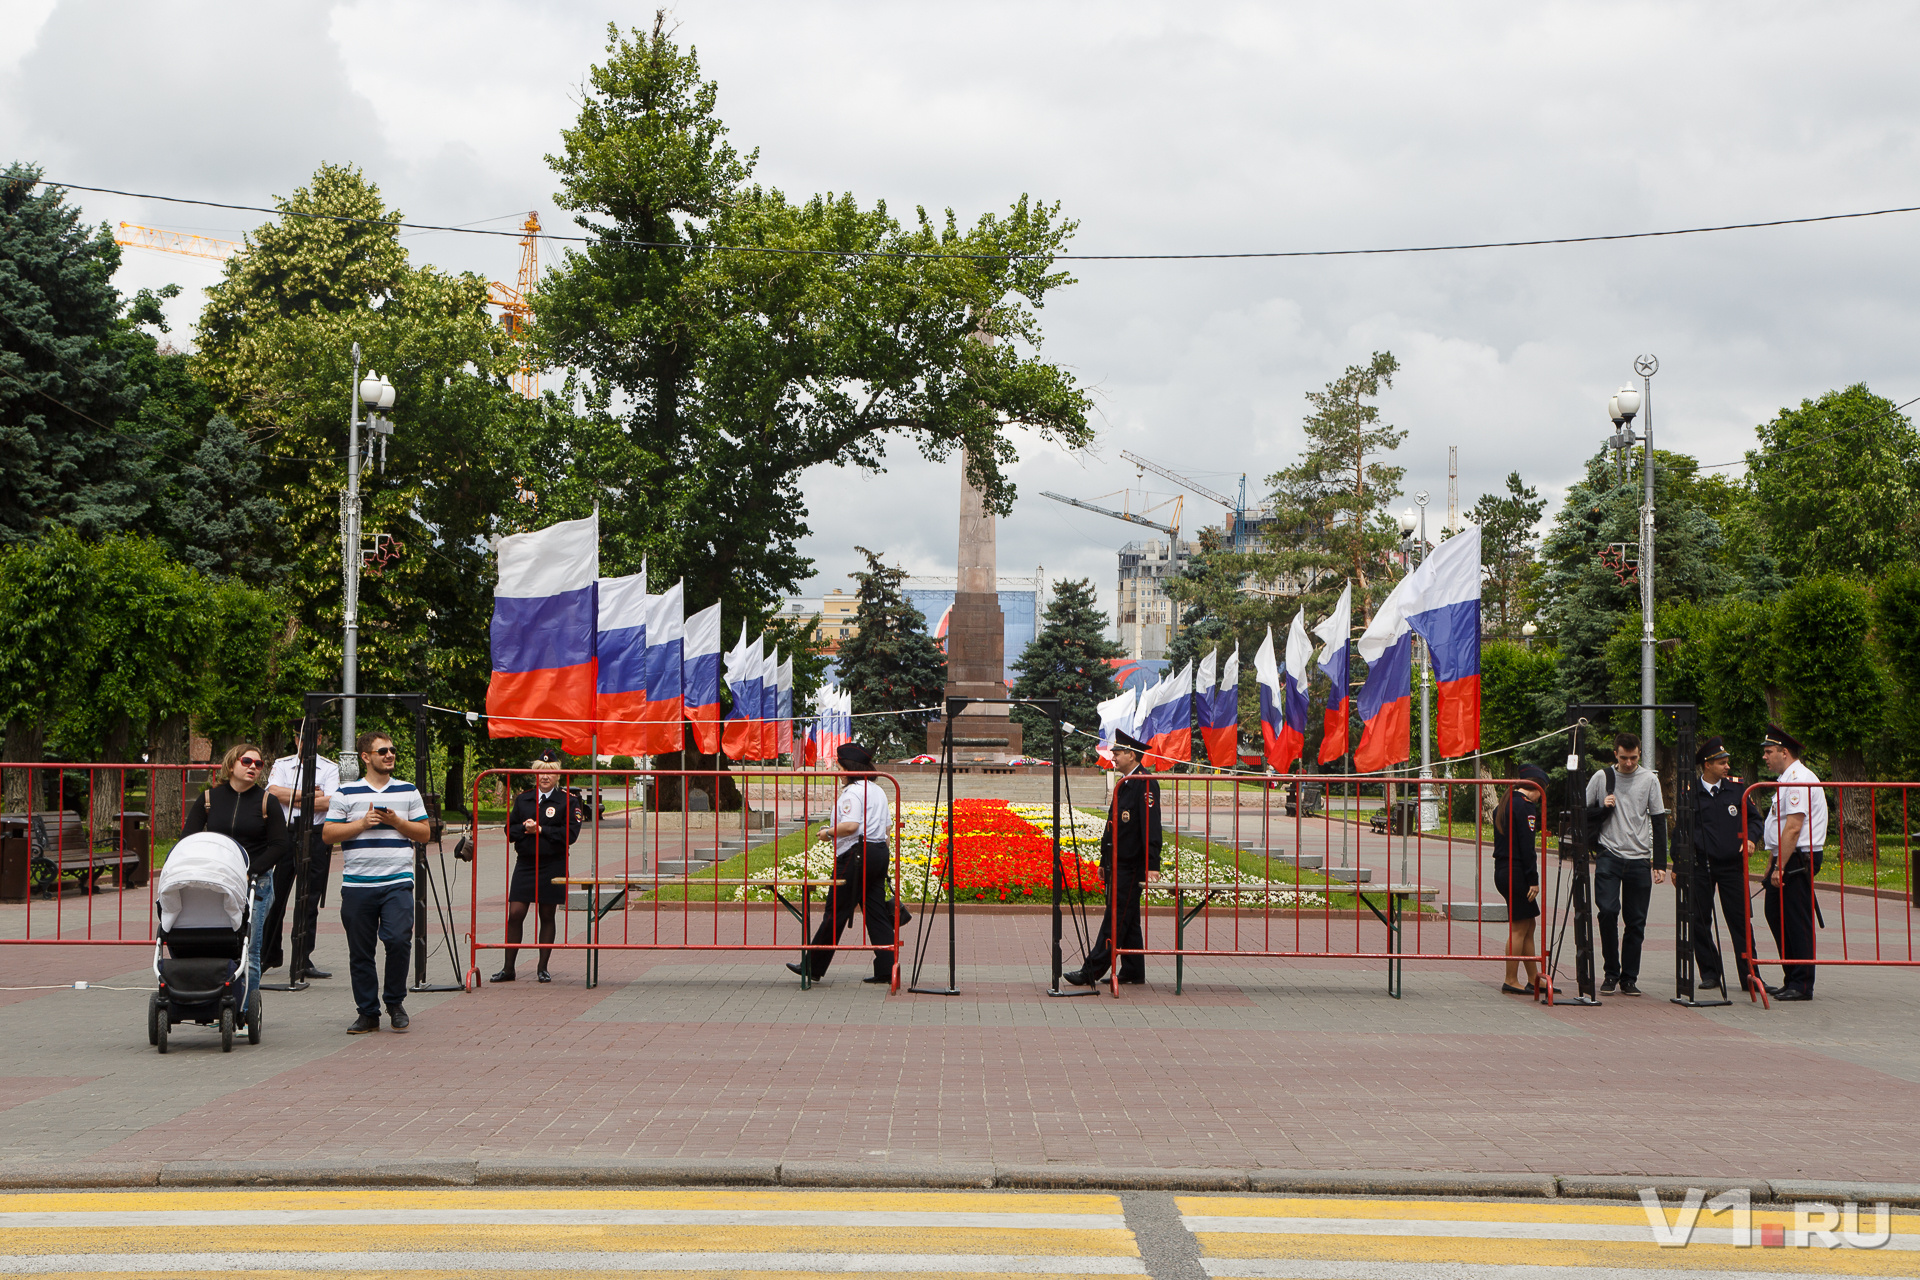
xmin=324 ymin=732 xmax=430 ymax=1033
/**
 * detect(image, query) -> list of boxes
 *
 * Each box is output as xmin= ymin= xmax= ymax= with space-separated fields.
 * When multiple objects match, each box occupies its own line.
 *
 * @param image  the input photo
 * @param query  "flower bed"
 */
xmin=734 ymin=798 xmax=1323 ymax=909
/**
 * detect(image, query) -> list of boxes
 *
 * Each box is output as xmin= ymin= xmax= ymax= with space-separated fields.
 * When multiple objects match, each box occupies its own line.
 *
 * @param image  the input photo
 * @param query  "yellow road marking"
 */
xmin=0 ymin=1189 xmax=1121 ymax=1216
xmin=20 ymin=1273 xmax=1149 ymax=1280
xmin=0 ymin=1224 xmax=1141 ymax=1258
xmin=1193 ymin=1230 xmax=1916 ymax=1274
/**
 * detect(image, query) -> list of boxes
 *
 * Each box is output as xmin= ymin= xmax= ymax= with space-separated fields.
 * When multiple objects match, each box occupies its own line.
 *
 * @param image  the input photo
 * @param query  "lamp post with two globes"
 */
xmin=1604 ymin=359 xmax=1657 ymax=750
xmin=340 ymin=342 xmax=396 ymax=778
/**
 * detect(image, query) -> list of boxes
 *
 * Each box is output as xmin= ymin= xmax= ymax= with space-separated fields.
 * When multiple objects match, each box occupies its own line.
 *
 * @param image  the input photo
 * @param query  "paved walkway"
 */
xmin=3 ymin=838 xmax=1919 ymax=1185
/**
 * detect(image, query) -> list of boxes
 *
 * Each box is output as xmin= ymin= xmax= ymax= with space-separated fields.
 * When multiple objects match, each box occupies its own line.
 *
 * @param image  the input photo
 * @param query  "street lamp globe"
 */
xmin=1397 ymin=508 xmax=1417 ymax=536
xmin=375 ymin=375 xmax=396 ymax=409
xmin=1615 ymin=384 xmax=1641 ymax=421
xmin=359 ymin=371 xmax=386 ymax=406
xmin=1521 ymin=621 xmax=1537 ymax=638
xmin=1609 ymin=392 xmax=1623 ymax=425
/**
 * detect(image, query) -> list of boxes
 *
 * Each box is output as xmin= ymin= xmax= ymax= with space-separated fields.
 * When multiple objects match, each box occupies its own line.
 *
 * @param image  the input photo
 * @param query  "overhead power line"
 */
xmin=31 ymin=176 xmax=1920 ymax=264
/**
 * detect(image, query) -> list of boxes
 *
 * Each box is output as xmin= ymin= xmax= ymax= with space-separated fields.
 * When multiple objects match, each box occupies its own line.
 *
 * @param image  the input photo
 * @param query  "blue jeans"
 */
xmin=246 ymin=874 xmax=275 ymax=1003
xmin=341 ymin=882 xmax=413 ymax=1018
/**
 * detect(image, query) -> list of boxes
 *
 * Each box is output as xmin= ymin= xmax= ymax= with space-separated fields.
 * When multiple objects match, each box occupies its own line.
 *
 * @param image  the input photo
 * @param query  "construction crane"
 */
xmin=1119 ymin=449 xmax=1251 ymax=550
xmin=1041 ymin=489 xmax=1184 ymax=659
xmin=484 ymin=211 xmax=541 ymax=398
xmin=114 ymin=222 xmax=240 ymax=261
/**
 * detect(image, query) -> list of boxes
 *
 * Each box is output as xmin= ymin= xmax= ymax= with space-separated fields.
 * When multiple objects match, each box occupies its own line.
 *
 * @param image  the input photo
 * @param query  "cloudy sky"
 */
xmin=6 ymin=1 xmax=1918 ymax=629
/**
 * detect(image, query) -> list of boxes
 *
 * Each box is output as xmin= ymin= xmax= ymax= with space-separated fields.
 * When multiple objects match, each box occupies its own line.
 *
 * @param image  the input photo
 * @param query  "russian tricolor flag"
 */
xmin=638 ymin=580 xmax=685 ymax=754
xmin=683 ymin=602 xmax=723 ymax=755
xmin=1253 ymin=627 xmax=1285 ymax=771
xmin=1141 ymin=662 xmax=1192 ymax=771
xmin=1198 ymin=647 xmax=1240 ymax=769
xmin=487 ymin=514 xmax=598 ymax=753
xmin=723 ymin=629 xmax=764 ymax=761
xmin=776 ymin=655 xmax=794 ymax=759
xmin=594 ymin=567 xmax=648 ymax=755
xmin=758 ymin=646 xmax=781 ymax=761
xmin=1278 ymin=608 xmax=1312 ymax=771
xmin=1095 ymin=686 xmax=1139 ymax=767
xmin=1355 ymin=525 xmax=1482 ymax=771
xmin=1314 ymin=583 xmax=1352 ymax=764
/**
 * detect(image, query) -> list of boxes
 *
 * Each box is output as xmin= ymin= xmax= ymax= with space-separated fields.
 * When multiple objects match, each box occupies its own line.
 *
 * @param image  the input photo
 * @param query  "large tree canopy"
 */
xmin=534 ymin=18 xmax=1093 ymax=626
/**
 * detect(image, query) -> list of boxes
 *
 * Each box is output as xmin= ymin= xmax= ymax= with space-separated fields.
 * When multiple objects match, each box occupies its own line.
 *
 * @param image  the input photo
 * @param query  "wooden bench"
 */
xmin=0 ymin=811 xmax=149 ymax=898
xmin=549 ymin=876 xmax=847 ymax=988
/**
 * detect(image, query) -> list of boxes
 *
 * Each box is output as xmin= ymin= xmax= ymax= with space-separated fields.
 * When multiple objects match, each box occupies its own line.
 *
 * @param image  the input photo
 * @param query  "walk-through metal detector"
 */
xmin=907 ymin=697 xmax=1082 ymax=998
xmin=285 ymin=691 xmax=466 ymax=995
xmin=1560 ymin=703 xmax=1724 ymax=1007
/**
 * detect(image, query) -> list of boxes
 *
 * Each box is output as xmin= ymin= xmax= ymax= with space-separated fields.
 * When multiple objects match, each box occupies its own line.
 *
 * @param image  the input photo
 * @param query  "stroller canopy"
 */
xmin=156 ymin=832 xmax=250 ymax=931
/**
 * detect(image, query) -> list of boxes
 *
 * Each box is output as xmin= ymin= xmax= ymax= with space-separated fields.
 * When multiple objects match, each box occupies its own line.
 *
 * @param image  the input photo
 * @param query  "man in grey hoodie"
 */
xmin=1585 ymin=733 xmax=1669 ymax=996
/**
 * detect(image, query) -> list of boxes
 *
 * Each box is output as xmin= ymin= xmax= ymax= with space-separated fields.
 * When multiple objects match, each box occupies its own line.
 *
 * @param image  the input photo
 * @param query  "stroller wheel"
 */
xmin=155 ymin=1010 xmax=170 ymax=1054
xmin=147 ymin=993 xmax=161 ymax=1047
xmin=220 ymin=1006 xmax=235 ymax=1053
xmin=246 ymin=991 xmax=263 ymax=1045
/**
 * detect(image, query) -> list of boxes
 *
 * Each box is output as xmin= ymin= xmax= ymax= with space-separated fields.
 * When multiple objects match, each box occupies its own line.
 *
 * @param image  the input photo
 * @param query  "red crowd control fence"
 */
xmin=1737 ymin=779 xmax=1920 ymax=1009
xmin=1100 ymin=773 xmax=1551 ymax=998
xmin=0 ymin=762 xmax=216 ymax=946
xmin=465 ymin=767 xmax=905 ymax=992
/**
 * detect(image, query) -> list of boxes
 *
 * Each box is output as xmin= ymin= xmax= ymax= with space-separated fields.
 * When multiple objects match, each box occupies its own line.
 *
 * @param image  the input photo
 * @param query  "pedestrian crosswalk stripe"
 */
xmin=1181 ymin=1196 xmax=1920 ymax=1232
xmin=0 ymin=1190 xmax=1124 ymax=1217
xmin=1182 ymin=1215 xmax=1918 ymax=1248
xmin=0 ymin=1210 xmax=1131 ymax=1231
xmin=1202 ymin=1263 xmax=1904 ymax=1280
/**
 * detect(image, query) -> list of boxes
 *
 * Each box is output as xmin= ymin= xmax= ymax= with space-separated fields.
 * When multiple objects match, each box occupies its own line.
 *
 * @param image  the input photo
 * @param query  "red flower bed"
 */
xmin=930 ymin=799 xmax=1105 ymax=903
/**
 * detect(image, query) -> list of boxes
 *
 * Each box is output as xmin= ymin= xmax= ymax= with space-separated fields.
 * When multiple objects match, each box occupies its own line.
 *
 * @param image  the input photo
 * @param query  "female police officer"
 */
xmin=495 ymin=748 xmax=586 ymax=984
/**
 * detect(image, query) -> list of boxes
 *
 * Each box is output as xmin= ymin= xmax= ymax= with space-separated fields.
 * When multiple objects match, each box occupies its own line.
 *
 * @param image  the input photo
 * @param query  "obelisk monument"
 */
xmin=930 ymin=453 xmax=1021 ymax=762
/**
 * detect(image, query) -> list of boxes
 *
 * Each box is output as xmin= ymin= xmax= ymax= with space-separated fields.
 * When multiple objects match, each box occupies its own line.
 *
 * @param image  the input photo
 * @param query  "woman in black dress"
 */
xmin=184 ymin=742 xmax=288 ymax=1002
xmin=1492 ymin=763 xmax=1552 ymax=995
xmin=495 ymin=751 xmax=583 ymax=983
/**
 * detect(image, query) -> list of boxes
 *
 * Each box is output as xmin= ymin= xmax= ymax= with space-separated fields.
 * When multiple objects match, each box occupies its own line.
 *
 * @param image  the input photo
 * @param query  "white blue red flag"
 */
xmin=1276 ymin=607 xmax=1312 ymax=772
xmin=1254 ymin=626 xmax=1286 ymax=771
xmin=1095 ymin=685 xmax=1140 ymax=767
xmin=682 ymin=602 xmax=723 ymax=755
xmin=722 ymin=629 xmax=763 ymax=761
xmin=1199 ymin=646 xmax=1240 ymax=768
xmin=593 ymin=567 xmax=648 ymax=754
xmin=1142 ymin=661 xmax=1193 ymax=771
xmin=758 ymin=645 xmax=781 ymax=760
xmin=1356 ymin=525 xmax=1482 ymax=770
xmin=487 ymin=513 xmax=598 ymax=753
xmin=638 ymin=580 xmax=684 ymax=754
xmin=776 ymin=656 xmax=794 ymax=759
xmin=1314 ymin=583 xmax=1352 ymax=764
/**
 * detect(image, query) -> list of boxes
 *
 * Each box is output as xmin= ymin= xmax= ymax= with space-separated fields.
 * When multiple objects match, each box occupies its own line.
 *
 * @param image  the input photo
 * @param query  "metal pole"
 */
xmin=341 ymin=344 xmax=363 ymax=781
xmin=1416 ymin=493 xmax=1434 ymax=833
xmin=1637 ymin=357 xmax=1658 ymax=753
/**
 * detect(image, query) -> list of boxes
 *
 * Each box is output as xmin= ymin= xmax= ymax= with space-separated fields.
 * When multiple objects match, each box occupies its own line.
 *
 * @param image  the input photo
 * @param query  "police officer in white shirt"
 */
xmin=1760 ymin=725 xmax=1827 ymax=1001
xmin=264 ymin=721 xmax=342 ymax=980
xmin=787 ymin=742 xmax=909 ymax=984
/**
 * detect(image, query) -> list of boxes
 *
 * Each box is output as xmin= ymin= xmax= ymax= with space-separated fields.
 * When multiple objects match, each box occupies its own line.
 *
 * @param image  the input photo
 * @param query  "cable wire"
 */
xmin=35 ymin=176 xmax=1920 ymax=264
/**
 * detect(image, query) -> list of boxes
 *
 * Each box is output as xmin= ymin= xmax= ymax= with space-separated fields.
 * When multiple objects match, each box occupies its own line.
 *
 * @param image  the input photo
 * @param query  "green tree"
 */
xmin=1773 ymin=576 xmax=1885 ymax=852
xmin=1470 ymin=470 xmax=1546 ymax=640
xmin=1479 ymin=640 xmax=1561 ymax=776
xmin=1874 ymin=563 xmax=1920 ymax=779
xmin=1010 ymin=578 xmax=1123 ymax=764
xmin=1537 ymin=450 xmax=1740 ymax=707
xmin=156 ymin=413 xmax=283 ymax=582
xmin=534 ymin=19 xmax=1093 ymax=624
xmin=1747 ymin=385 xmax=1920 ymax=580
xmin=0 ymin=165 xmax=153 ymax=540
xmin=0 ymin=526 xmax=93 ymax=808
xmin=1697 ymin=598 xmax=1777 ymax=784
xmin=835 ymin=548 xmax=947 ymax=759
xmin=1259 ymin=351 xmax=1404 ymax=621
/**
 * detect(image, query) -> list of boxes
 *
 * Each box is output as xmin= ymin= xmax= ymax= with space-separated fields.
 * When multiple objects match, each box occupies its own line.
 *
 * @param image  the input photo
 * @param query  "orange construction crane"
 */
xmin=114 ymin=222 xmax=240 ymax=261
xmin=487 ymin=211 xmax=540 ymax=399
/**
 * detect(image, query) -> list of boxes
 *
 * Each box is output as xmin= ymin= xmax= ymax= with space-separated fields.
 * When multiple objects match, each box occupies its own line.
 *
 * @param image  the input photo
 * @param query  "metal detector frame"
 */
xmin=909 ymin=697 xmax=1083 ymax=997
xmin=286 ymin=691 xmax=465 ymax=995
xmin=1561 ymin=702 xmax=1725 ymax=1008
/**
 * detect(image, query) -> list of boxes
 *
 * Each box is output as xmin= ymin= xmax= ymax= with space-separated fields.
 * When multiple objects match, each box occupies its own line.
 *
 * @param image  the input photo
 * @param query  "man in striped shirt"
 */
xmin=324 ymin=732 xmax=430 ymax=1034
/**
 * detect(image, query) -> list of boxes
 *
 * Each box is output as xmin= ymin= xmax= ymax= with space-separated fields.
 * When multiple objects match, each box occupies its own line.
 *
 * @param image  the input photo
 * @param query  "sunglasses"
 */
xmin=369 ymin=747 xmax=397 ymax=756
xmin=237 ymin=757 xmax=263 ymax=769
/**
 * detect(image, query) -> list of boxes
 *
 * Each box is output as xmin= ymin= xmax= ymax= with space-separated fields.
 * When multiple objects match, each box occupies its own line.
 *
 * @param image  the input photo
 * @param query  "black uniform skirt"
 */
xmin=508 ymin=853 xmax=567 ymax=905
xmin=1493 ymin=857 xmax=1540 ymax=922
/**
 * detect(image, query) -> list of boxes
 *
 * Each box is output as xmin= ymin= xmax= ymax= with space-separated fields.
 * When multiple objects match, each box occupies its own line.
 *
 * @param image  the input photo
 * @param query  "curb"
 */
xmin=2 ymin=1160 xmax=1917 ymax=1203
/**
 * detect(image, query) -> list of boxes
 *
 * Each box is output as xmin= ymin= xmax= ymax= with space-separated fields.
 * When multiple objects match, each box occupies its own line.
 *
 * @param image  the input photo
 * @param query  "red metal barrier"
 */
xmin=1104 ymin=773 xmax=1553 ymax=998
xmin=465 ymin=767 xmax=905 ymax=991
xmin=1738 ymin=779 xmax=1919 ymax=1008
xmin=0 ymin=762 xmax=215 ymax=945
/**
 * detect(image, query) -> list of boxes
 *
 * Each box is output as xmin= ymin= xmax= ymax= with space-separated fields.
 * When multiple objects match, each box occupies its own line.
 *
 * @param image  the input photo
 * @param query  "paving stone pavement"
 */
xmin=2 ymin=860 xmax=1918 ymax=1185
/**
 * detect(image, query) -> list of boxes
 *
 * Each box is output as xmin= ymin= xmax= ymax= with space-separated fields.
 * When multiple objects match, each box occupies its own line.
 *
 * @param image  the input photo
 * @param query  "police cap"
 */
xmin=1761 ymin=725 xmax=1802 ymax=756
xmin=1696 ymin=736 xmax=1730 ymax=767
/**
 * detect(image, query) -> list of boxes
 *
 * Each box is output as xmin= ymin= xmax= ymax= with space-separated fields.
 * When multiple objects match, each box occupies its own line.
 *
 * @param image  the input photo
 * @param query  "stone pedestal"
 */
xmin=929 ymin=451 xmax=1022 ymax=763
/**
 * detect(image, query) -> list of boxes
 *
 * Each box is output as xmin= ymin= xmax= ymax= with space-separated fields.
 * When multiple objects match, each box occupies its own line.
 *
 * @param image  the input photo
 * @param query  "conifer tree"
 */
xmin=835 ymin=548 xmax=947 ymax=759
xmin=1010 ymin=579 xmax=1122 ymax=763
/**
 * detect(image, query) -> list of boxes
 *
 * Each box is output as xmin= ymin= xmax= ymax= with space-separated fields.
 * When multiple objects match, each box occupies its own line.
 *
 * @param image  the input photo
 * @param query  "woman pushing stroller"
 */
xmin=185 ymin=743 xmax=289 ymax=1002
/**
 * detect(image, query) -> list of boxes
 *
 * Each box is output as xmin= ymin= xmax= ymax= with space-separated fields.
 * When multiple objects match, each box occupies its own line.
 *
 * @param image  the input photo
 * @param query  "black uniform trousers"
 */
xmin=1594 ymin=850 xmax=1653 ymax=984
xmin=1764 ymin=849 xmax=1817 ymax=994
xmin=1686 ymin=856 xmax=1754 ymax=990
xmin=262 ymin=824 xmax=330 ymax=971
xmin=1080 ymin=858 xmax=1146 ymax=983
xmin=802 ymin=840 xmax=897 ymax=980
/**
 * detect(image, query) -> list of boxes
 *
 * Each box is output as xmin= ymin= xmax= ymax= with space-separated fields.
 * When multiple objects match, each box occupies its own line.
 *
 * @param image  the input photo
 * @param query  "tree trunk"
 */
xmin=443 ymin=737 xmax=469 ymax=815
xmin=90 ymin=718 xmax=133 ymax=846
xmin=149 ymin=713 xmax=189 ymax=843
xmin=2 ymin=719 xmax=44 ymax=814
xmin=1831 ymin=746 xmax=1875 ymax=861
xmin=651 ymin=726 xmax=742 ymax=812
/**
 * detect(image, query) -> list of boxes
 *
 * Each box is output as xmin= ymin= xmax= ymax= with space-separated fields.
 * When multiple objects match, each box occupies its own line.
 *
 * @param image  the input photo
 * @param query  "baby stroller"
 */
xmin=149 ymin=831 xmax=262 ymax=1053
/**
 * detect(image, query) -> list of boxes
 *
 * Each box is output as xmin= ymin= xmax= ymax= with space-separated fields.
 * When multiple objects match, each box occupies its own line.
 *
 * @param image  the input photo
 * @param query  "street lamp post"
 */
xmin=1603 ymin=366 xmax=1654 ymax=751
xmin=1412 ymin=492 xmax=1434 ymax=830
xmin=341 ymin=344 xmax=395 ymax=780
